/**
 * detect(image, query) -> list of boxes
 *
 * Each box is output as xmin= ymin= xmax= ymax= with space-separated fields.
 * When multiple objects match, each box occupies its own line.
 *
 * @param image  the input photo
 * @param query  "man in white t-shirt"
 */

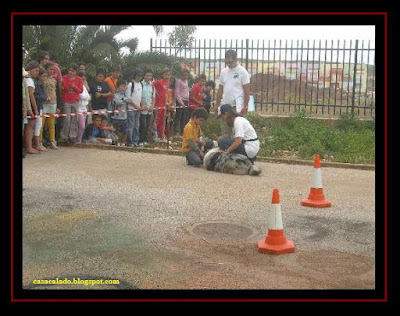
xmin=213 ymin=50 xmax=250 ymax=138
xmin=214 ymin=50 xmax=250 ymax=116
xmin=217 ymin=104 xmax=260 ymax=163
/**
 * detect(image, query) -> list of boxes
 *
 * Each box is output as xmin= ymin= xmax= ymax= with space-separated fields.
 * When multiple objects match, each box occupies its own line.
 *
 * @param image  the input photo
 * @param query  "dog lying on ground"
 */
xmin=203 ymin=147 xmax=262 ymax=176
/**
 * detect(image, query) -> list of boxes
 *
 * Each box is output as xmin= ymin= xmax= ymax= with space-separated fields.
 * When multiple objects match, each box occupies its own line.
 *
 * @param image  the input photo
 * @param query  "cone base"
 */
xmin=301 ymin=198 xmax=331 ymax=208
xmin=257 ymin=239 xmax=295 ymax=255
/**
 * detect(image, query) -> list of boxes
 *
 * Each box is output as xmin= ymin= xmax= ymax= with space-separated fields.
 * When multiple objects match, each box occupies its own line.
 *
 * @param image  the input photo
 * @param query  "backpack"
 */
xmin=130 ymin=80 xmax=144 ymax=96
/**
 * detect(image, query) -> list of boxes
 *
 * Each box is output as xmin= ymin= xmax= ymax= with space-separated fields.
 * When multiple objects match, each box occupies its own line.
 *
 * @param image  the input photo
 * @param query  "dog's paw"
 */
xmin=249 ymin=165 xmax=262 ymax=176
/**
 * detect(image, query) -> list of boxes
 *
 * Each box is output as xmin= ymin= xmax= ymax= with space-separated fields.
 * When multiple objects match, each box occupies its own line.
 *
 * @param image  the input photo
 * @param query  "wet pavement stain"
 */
xmin=295 ymin=215 xmax=374 ymax=245
xmin=296 ymin=250 xmax=374 ymax=276
xmin=23 ymin=210 xmax=147 ymax=263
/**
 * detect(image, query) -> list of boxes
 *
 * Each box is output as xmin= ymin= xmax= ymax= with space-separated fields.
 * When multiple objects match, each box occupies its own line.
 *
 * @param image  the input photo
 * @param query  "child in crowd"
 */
xmin=185 ymin=74 xmax=207 ymax=127
xmin=77 ymin=61 xmax=90 ymax=92
xmin=24 ymin=61 xmax=40 ymax=154
xmin=153 ymin=69 xmax=171 ymax=142
xmin=82 ymin=114 xmax=107 ymax=144
xmin=125 ymin=69 xmax=144 ymax=147
xmin=100 ymin=115 xmax=118 ymax=145
xmin=89 ymin=69 xmax=112 ymax=117
xmin=203 ymin=80 xmax=215 ymax=114
xmin=58 ymin=63 xmax=83 ymax=144
xmin=76 ymin=71 xmax=91 ymax=143
xmin=104 ymin=66 xmax=121 ymax=112
xmin=173 ymin=69 xmax=190 ymax=136
xmin=111 ymin=80 xmax=129 ymax=146
xmin=165 ymin=77 xmax=176 ymax=141
xmin=139 ymin=70 xmax=155 ymax=146
xmin=182 ymin=108 xmax=214 ymax=167
xmin=40 ymin=62 xmax=59 ymax=149
xmin=33 ymin=67 xmax=48 ymax=152
xmin=22 ymin=67 xmax=30 ymax=157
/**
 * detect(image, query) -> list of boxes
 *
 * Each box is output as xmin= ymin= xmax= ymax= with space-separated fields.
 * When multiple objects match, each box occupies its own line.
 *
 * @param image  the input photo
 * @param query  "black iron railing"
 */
xmin=151 ymin=38 xmax=375 ymax=117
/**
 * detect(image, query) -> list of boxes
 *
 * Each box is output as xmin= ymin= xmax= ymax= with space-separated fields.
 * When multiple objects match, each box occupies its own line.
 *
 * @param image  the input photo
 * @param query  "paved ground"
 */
xmin=21 ymin=146 xmax=375 ymax=290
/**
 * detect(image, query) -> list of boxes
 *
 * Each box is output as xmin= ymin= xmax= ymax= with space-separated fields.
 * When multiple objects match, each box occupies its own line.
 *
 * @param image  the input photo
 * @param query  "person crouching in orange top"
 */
xmin=182 ymin=108 xmax=214 ymax=167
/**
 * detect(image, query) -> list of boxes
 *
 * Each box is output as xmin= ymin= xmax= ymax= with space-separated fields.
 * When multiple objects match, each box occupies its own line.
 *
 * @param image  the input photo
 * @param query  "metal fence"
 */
xmin=151 ymin=38 xmax=375 ymax=118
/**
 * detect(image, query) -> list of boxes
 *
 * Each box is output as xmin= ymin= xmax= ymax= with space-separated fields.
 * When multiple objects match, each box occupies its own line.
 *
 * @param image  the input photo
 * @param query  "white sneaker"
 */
xmin=143 ymin=142 xmax=149 ymax=146
xmin=49 ymin=141 xmax=58 ymax=150
xmin=138 ymin=142 xmax=144 ymax=146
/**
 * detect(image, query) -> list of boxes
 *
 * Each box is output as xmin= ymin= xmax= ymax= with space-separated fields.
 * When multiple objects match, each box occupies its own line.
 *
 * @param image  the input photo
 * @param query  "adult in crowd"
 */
xmin=217 ymin=104 xmax=259 ymax=164
xmin=213 ymin=50 xmax=250 ymax=138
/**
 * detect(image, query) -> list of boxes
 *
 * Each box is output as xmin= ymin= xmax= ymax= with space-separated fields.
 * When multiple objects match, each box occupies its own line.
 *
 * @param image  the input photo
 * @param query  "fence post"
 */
xmin=351 ymin=40 xmax=359 ymax=117
xmin=245 ymin=39 xmax=249 ymax=70
xmin=150 ymin=38 xmax=153 ymax=52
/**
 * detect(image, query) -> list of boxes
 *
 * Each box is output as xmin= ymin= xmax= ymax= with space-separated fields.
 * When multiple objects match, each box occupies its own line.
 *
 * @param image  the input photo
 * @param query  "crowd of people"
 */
xmin=22 ymin=48 xmax=260 ymax=166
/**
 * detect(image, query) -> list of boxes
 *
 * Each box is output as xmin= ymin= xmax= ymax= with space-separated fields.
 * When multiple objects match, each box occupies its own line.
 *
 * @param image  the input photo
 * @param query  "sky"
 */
xmin=115 ymin=25 xmax=375 ymax=52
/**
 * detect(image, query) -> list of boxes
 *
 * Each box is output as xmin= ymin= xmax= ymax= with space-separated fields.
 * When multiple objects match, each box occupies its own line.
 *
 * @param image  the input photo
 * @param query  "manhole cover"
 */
xmin=190 ymin=222 xmax=255 ymax=241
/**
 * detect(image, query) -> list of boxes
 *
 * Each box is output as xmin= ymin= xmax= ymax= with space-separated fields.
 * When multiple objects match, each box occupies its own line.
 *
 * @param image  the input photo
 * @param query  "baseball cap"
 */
xmin=217 ymin=104 xmax=234 ymax=118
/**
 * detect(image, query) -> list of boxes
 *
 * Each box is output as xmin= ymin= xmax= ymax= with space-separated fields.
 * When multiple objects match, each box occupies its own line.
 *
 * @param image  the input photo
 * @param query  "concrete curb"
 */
xmin=255 ymin=156 xmax=375 ymax=171
xmin=68 ymin=143 xmax=375 ymax=171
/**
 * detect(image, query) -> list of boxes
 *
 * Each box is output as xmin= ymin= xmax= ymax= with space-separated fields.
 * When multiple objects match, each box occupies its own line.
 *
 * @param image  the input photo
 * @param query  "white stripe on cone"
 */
xmin=268 ymin=203 xmax=283 ymax=230
xmin=310 ymin=168 xmax=323 ymax=188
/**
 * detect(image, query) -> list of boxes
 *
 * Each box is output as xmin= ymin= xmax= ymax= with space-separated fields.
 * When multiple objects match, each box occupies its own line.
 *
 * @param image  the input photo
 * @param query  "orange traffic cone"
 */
xmin=258 ymin=188 xmax=295 ymax=255
xmin=301 ymin=154 xmax=331 ymax=208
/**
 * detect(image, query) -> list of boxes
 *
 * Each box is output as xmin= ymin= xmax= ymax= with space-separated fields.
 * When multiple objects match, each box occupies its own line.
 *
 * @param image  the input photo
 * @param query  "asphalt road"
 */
xmin=21 ymin=146 xmax=376 ymax=291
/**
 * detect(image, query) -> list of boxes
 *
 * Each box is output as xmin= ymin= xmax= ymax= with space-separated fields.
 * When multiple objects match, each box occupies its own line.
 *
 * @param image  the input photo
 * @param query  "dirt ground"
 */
xmin=21 ymin=146 xmax=375 ymax=292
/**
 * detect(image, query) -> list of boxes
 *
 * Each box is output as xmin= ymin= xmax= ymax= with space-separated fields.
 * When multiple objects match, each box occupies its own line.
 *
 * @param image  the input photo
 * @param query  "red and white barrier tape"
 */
xmin=26 ymin=104 xmax=205 ymax=119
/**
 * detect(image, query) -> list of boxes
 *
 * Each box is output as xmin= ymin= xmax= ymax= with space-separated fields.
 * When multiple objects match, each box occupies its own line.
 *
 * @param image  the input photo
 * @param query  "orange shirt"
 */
xmin=166 ymin=88 xmax=174 ymax=111
xmin=182 ymin=119 xmax=203 ymax=153
xmin=104 ymin=76 xmax=118 ymax=103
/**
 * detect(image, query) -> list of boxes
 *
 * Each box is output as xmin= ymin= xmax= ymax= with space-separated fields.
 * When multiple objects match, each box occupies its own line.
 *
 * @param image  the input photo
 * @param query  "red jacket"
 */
xmin=62 ymin=75 xmax=83 ymax=103
xmin=189 ymin=83 xmax=203 ymax=108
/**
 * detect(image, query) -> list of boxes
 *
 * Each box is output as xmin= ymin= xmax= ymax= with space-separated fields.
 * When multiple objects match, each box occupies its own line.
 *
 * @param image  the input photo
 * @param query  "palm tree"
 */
xmin=22 ymin=25 xmax=190 ymax=81
xmin=22 ymin=25 xmax=79 ymax=64
xmin=120 ymin=51 xmax=181 ymax=81
xmin=23 ymin=25 xmax=132 ymax=76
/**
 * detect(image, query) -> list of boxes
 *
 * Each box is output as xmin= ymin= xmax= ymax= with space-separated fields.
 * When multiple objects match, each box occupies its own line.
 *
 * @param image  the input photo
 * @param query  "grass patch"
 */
xmin=201 ymin=110 xmax=375 ymax=164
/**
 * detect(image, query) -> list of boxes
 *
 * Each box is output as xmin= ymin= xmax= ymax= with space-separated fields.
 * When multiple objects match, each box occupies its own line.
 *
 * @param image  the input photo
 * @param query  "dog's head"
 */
xmin=203 ymin=147 xmax=223 ymax=170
